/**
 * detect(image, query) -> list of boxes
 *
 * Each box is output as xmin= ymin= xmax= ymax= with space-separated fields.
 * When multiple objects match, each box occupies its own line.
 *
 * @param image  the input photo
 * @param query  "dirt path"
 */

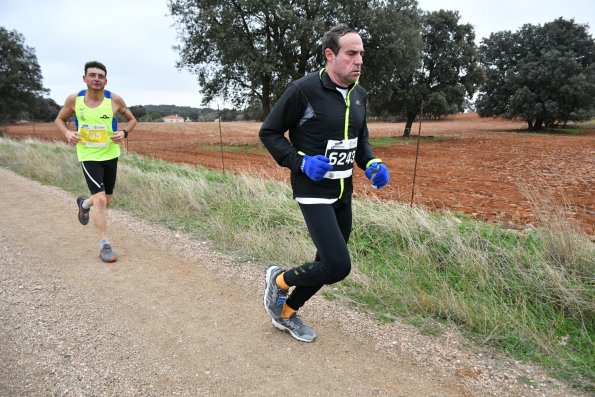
xmin=0 ymin=168 xmax=584 ymax=396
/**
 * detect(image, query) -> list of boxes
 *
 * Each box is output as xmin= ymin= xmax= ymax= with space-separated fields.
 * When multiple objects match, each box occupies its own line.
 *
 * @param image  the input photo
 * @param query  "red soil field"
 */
xmin=4 ymin=113 xmax=594 ymax=235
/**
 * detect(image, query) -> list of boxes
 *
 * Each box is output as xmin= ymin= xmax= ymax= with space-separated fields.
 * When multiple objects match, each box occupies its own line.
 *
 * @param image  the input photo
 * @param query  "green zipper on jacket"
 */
xmin=339 ymin=79 xmax=358 ymax=199
xmin=319 ymin=68 xmax=359 ymax=199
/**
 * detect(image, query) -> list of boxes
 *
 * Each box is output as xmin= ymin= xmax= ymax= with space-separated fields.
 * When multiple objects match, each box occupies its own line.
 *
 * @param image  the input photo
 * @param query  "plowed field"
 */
xmin=5 ymin=113 xmax=594 ymax=234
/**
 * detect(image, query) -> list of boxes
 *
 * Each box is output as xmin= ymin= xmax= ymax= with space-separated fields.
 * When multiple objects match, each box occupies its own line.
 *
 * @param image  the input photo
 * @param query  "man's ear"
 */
xmin=324 ymin=47 xmax=335 ymax=63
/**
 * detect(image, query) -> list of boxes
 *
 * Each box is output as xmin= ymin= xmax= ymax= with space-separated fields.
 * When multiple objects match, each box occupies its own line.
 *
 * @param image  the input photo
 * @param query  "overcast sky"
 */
xmin=1 ymin=0 xmax=593 ymax=108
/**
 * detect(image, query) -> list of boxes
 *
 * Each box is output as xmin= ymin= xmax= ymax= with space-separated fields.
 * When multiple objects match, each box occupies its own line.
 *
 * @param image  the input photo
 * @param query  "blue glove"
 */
xmin=365 ymin=162 xmax=390 ymax=189
xmin=301 ymin=155 xmax=333 ymax=182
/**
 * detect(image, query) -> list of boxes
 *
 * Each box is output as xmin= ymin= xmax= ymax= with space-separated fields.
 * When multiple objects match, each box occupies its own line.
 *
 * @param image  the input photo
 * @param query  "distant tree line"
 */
xmin=126 ymin=104 xmax=253 ymax=122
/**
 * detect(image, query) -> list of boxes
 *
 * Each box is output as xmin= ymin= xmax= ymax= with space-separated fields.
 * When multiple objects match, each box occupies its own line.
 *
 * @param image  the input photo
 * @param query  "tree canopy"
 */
xmin=30 ymin=96 xmax=60 ymax=122
xmin=129 ymin=105 xmax=147 ymax=120
xmin=476 ymin=18 xmax=595 ymax=130
xmin=168 ymin=2 xmax=484 ymax=128
xmin=387 ymin=10 xmax=484 ymax=136
xmin=168 ymin=0 xmax=424 ymax=119
xmin=357 ymin=0 xmax=423 ymax=118
xmin=168 ymin=0 xmax=339 ymax=117
xmin=0 ymin=26 xmax=48 ymax=122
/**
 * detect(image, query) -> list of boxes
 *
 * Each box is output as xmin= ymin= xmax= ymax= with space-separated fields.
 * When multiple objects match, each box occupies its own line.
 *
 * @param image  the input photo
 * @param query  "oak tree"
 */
xmin=476 ymin=18 xmax=595 ymax=129
xmin=0 ymin=27 xmax=48 ymax=122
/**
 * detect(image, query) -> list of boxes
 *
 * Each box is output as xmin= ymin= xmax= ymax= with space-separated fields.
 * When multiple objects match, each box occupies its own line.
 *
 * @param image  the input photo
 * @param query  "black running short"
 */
xmin=81 ymin=158 xmax=119 ymax=195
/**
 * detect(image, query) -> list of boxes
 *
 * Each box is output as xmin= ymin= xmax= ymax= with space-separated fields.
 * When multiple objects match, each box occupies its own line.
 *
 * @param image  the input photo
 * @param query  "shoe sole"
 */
xmin=271 ymin=318 xmax=316 ymax=343
xmin=263 ymin=266 xmax=280 ymax=319
xmin=99 ymin=255 xmax=117 ymax=263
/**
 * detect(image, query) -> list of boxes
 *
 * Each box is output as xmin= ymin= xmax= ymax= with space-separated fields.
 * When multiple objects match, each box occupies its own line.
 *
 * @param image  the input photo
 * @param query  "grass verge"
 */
xmin=0 ymin=137 xmax=593 ymax=389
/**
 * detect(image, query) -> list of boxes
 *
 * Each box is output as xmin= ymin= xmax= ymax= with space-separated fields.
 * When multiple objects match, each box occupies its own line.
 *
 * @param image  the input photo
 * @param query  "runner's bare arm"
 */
xmin=111 ymin=94 xmax=137 ymax=143
xmin=55 ymin=94 xmax=78 ymax=146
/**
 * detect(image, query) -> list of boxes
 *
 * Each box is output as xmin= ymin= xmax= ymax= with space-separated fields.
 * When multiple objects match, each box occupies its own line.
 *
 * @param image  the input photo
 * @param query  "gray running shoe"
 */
xmin=76 ymin=196 xmax=90 ymax=225
xmin=263 ymin=265 xmax=288 ymax=320
xmin=99 ymin=244 xmax=117 ymax=263
xmin=272 ymin=314 xmax=316 ymax=342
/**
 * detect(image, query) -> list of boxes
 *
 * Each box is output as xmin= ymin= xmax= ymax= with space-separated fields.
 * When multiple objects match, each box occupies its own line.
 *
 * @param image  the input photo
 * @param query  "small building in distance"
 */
xmin=162 ymin=114 xmax=185 ymax=123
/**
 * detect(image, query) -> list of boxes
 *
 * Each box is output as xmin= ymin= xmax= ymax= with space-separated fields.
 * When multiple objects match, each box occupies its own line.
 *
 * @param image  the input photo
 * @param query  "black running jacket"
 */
xmin=259 ymin=69 xmax=381 ymax=199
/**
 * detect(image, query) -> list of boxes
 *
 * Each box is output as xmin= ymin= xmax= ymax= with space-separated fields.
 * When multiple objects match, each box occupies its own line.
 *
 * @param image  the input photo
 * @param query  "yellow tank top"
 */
xmin=74 ymin=90 xmax=120 ymax=162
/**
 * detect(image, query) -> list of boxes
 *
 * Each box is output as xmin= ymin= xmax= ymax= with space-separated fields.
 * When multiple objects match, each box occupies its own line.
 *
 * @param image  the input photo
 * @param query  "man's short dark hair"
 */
xmin=321 ymin=24 xmax=359 ymax=60
xmin=84 ymin=61 xmax=107 ymax=75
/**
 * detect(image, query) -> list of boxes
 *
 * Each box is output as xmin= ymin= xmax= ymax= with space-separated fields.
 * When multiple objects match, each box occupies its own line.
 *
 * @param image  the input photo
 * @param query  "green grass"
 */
xmin=557 ymin=127 xmax=584 ymax=135
xmin=194 ymin=137 xmax=450 ymax=151
xmin=196 ymin=136 xmax=454 ymax=152
xmin=1 ymin=137 xmax=593 ymax=390
xmin=194 ymin=143 xmax=268 ymax=153
xmin=526 ymin=120 xmax=595 ymax=136
xmin=573 ymin=120 xmax=595 ymax=130
xmin=369 ymin=135 xmax=453 ymax=147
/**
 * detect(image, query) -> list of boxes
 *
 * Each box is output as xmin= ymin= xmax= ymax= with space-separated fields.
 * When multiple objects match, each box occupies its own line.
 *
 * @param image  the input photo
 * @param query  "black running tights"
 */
xmin=284 ymin=196 xmax=352 ymax=310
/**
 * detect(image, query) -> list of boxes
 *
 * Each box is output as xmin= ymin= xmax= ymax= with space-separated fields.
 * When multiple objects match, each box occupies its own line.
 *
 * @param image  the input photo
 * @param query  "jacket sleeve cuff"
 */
xmin=295 ymin=151 xmax=306 ymax=173
xmin=365 ymin=158 xmax=382 ymax=169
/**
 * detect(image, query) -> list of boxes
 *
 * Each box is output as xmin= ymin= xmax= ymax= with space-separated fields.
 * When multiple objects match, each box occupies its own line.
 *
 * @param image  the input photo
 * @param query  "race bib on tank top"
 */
xmin=79 ymin=123 xmax=109 ymax=147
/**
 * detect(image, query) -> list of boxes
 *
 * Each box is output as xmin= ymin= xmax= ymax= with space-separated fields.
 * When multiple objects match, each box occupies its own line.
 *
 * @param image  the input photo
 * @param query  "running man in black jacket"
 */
xmin=260 ymin=24 xmax=390 ymax=342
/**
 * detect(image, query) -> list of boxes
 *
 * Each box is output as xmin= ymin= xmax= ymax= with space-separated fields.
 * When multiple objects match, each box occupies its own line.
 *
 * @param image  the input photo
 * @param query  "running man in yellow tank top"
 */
xmin=55 ymin=61 xmax=137 ymax=263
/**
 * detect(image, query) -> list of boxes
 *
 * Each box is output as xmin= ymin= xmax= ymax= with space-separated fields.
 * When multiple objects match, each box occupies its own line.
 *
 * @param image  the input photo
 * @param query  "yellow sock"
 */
xmin=281 ymin=304 xmax=297 ymax=319
xmin=276 ymin=272 xmax=289 ymax=291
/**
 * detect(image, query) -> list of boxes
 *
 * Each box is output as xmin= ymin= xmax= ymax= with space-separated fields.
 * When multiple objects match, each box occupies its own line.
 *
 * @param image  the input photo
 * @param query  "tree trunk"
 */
xmin=527 ymin=119 xmax=534 ymax=130
xmin=261 ymin=96 xmax=271 ymax=120
xmin=403 ymin=113 xmax=416 ymax=137
xmin=533 ymin=119 xmax=543 ymax=130
xmin=261 ymin=74 xmax=272 ymax=120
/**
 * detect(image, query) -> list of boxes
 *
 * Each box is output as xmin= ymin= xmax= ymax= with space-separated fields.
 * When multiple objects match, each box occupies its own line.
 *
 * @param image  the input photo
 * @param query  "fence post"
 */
xmin=410 ymin=100 xmax=424 ymax=206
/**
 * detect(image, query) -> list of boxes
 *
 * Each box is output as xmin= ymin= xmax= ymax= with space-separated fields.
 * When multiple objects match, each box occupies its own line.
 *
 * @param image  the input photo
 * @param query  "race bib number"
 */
xmin=324 ymin=138 xmax=358 ymax=179
xmin=79 ymin=124 xmax=109 ymax=147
